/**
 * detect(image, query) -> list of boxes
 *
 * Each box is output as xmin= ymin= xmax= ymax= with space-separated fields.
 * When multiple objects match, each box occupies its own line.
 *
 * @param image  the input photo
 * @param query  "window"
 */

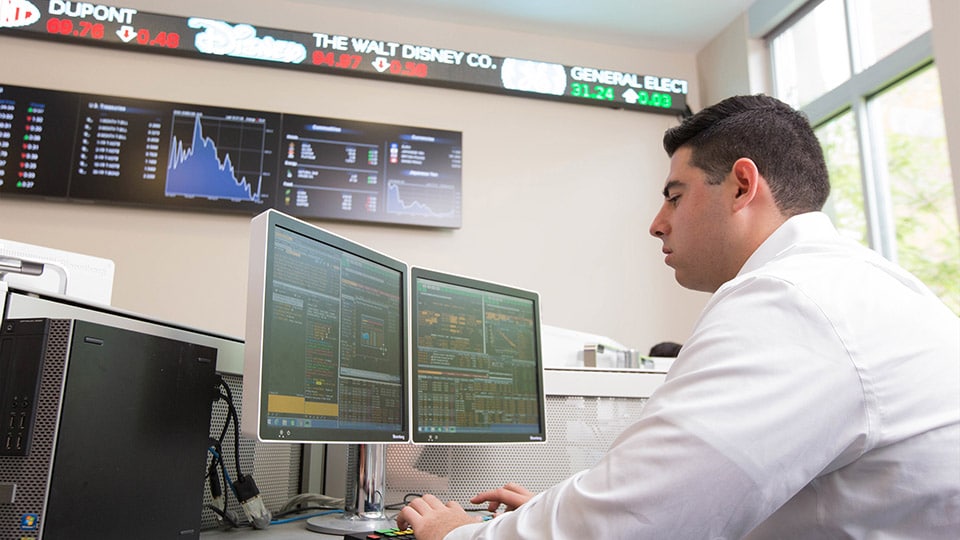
xmin=852 ymin=0 xmax=932 ymax=70
xmin=771 ymin=0 xmax=850 ymax=109
xmin=870 ymin=67 xmax=958 ymax=310
xmin=815 ymin=112 xmax=867 ymax=244
xmin=769 ymin=0 xmax=959 ymax=314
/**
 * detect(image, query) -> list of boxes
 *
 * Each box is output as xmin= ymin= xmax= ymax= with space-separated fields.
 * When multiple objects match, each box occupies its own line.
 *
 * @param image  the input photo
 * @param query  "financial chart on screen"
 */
xmin=0 ymin=82 xmax=461 ymax=228
xmin=166 ymin=110 xmax=272 ymax=203
xmin=277 ymin=115 xmax=461 ymax=227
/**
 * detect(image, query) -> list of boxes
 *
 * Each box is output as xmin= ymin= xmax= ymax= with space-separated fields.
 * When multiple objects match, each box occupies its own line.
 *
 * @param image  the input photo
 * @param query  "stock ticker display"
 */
xmin=0 ymin=0 xmax=688 ymax=114
xmin=0 ymin=83 xmax=463 ymax=227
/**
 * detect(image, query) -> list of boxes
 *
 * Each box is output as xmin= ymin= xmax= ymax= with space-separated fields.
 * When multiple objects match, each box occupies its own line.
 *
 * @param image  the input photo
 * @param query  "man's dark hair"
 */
xmin=662 ymin=94 xmax=830 ymax=215
xmin=649 ymin=341 xmax=682 ymax=357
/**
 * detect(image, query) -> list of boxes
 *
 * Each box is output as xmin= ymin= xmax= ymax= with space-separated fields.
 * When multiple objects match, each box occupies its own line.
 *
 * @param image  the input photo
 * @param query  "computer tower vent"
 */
xmin=0 ymin=319 xmax=70 ymax=531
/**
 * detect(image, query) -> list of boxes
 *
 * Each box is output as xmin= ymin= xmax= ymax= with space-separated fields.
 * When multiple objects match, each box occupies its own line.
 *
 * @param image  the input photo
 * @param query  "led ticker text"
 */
xmin=1 ymin=0 xmax=689 ymax=114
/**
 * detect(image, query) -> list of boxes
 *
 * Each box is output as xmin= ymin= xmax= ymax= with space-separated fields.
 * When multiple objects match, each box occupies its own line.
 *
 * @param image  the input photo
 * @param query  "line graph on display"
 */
xmin=386 ymin=179 xmax=459 ymax=219
xmin=166 ymin=113 xmax=268 ymax=203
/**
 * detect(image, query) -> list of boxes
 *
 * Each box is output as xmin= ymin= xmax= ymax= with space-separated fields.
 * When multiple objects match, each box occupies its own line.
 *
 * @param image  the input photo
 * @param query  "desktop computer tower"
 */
xmin=0 ymin=317 xmax=218 ymax=540
xmin=0 ymin=286 xmax=303 ymax=533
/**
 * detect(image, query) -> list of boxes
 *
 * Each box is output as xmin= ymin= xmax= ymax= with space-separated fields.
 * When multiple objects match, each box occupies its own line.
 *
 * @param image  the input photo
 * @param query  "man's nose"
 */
xmin=649 ymin=209 xmax=668 ymax=238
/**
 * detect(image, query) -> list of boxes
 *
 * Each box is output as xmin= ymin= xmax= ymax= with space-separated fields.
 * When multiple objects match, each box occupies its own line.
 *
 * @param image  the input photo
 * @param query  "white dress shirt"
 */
xmin=446 ymin=212 xmax=960 ymax=539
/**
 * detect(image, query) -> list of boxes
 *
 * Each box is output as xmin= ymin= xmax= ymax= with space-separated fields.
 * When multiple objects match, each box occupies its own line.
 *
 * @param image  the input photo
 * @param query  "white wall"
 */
xmin=0 ymin=0 xmax=709 ymax=351
xmin=696 ymin=12 xmax=771 ymax=105
xmin=696 ymin=13 xmax=753 ymax=104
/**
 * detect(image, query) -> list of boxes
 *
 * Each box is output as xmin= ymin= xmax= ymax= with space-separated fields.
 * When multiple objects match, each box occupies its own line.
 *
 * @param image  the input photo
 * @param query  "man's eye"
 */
xmin=667 ymin=195 xmax=680 ymax=206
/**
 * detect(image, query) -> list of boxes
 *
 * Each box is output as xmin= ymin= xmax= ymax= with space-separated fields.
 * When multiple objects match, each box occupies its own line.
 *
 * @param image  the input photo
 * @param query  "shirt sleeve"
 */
xmin=444 ymin=274 xmax=870 ymax=539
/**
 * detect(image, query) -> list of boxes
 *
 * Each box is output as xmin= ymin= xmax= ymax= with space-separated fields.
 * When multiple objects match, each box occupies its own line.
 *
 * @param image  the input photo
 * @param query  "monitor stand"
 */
xmin=306 ymin=443 xmax=395 ymax=535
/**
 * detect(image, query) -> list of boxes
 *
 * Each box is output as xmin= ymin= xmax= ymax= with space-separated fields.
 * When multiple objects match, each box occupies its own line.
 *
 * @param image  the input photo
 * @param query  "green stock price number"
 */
xmin=570 ymin=82 xmax=615 ymax=101
xmin=637 ymin=90 xmax=672 ymax=109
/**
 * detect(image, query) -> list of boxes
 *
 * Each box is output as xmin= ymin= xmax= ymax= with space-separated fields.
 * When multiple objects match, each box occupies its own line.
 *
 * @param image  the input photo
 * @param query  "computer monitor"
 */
xmin=410 ymin=267 xmax=546 ymax=444
xmin=243 ymin=209 xmax=407 ymax=533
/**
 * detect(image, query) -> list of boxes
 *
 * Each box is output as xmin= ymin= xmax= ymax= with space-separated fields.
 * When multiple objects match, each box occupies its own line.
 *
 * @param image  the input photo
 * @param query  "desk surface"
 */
xmin=200 ymin=511 xmax=414 ymax=540
xmin=201 ymin=519 xmax=348 ymax=540
xmin=200 ymin=510 xmax=488 ymax=539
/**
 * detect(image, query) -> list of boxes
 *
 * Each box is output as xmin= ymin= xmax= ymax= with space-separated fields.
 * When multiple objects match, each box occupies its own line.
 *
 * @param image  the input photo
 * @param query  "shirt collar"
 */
xmin=737 ymin=211 xmax=838 ymax=277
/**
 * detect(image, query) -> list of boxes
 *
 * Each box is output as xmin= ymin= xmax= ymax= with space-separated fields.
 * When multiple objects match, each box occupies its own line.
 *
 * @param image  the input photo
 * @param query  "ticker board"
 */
xmin=0 ymin=0 xmax=689 ymax=114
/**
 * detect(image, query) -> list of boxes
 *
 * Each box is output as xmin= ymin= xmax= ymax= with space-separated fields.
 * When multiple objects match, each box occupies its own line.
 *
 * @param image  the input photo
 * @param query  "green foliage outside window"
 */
xmin=817 ymin=115 xmax=868 ymax=246
xmin=884 ymin=131 xmax=960 ymax=315
xmin=816 ymin=70 xmax=959 ymax=316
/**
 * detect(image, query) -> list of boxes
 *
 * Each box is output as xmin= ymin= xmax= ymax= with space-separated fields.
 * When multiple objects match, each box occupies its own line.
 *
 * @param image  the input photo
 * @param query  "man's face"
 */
xmin=649 ymin=147 xmax=736 ymax=293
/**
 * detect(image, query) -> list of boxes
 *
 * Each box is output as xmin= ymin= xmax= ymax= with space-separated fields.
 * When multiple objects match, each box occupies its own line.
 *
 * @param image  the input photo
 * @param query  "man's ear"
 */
xmin=730 ymin=157 xmax=761 ymax=211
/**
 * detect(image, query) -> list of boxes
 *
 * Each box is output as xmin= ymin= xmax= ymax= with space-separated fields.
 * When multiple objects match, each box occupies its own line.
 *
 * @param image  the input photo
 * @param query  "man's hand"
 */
xmin=470 ymin=483 xmax=533 ymax=514
xmin=396 ymin=494 xmax=481 ymax=540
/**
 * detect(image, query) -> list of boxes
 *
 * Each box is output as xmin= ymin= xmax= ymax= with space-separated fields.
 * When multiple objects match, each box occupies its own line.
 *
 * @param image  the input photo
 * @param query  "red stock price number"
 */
xmin=312 ymin=51 xmax=428 ymax=78
xmin=312 ymin=51 xmax=362 ymax=70
xmin=135 ymin=28 xmax=180 ymax=48
xmin=46 ymin=18 xmax=104 ymax=40
xmin=389 ymin=60 xmax=427 ymax=78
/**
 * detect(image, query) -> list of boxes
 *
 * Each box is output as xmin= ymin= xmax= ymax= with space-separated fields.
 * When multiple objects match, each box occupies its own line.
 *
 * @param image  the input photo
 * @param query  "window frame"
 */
xmin=767 ymin=0 xmax=935 ymax=262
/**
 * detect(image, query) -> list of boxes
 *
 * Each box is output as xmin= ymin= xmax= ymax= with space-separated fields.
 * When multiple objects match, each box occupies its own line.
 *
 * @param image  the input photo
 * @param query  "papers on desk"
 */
xmin=541 ymin=325 xmax=674 ymax=372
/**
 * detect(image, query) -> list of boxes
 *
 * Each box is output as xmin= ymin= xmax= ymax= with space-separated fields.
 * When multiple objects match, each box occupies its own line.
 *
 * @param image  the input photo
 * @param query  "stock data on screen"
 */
xmin=0 ymin=0 xmax=687 ymax=115
xmin=0 ymin=82 xmax=462 ymax=228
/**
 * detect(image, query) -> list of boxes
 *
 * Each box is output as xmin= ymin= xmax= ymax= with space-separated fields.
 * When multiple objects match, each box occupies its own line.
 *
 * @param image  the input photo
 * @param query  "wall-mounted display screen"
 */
xmin=278 ymin=114 xmax=462 ymax=226
xmin=0 ymin=83 xmax=462 ymax=228
xmin=0 ymin=0 xmax=688 ymax=115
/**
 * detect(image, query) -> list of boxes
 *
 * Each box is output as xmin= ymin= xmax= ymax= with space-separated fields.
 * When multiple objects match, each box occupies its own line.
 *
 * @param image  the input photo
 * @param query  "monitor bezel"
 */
xmin=242 ymin=209 xmax=409 ymax=444
xmin=409 ymin=266 xmax=547 ymax=444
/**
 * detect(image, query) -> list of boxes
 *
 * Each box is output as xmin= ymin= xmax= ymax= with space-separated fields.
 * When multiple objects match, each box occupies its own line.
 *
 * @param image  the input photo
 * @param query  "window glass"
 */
xmin=816 ymin=112 xmax=868 ymax=245
xmin=869 ymin=66 xmax=959 ymax=314
xmin=771 ymin=0 xmax=850 ymax=108
xmin=850 ymin=0 xmax=931 ymax=70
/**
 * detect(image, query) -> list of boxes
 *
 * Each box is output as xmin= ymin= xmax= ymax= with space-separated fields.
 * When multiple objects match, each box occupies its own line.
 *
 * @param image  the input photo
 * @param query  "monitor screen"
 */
xmin=242 ymin=210 xmax=408 ymax=443
xmin=410 ymin=267 xmax=546 ymax=444
xmin=1 ymin=82 xmax=462 ymax=228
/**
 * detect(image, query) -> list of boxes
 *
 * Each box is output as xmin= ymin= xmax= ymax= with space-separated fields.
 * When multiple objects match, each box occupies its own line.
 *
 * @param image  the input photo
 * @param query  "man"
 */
xmin=398 ymin=95 xmax=960 ymax=539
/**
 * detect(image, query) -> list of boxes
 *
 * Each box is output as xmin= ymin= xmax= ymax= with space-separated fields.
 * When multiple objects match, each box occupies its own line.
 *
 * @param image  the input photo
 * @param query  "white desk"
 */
xmin=201 ymin=519 xmax=354 ymax=540
xmin=199 ymin=510 xmax=487 ymax=539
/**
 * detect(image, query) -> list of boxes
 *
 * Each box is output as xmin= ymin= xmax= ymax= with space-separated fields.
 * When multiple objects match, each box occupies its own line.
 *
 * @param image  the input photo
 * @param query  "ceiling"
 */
xmin=307 ymin=0 xmax=758 ymax=53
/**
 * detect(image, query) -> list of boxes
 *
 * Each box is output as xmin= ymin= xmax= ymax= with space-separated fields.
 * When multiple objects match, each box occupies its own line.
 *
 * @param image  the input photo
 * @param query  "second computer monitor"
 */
xmin=410 ymin=267 xmax=546 ymax=444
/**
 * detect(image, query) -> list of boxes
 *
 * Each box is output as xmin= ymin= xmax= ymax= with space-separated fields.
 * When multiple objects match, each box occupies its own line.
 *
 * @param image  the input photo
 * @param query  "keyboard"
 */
xmin=343 ymin=527 xmax=416 ymax=539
